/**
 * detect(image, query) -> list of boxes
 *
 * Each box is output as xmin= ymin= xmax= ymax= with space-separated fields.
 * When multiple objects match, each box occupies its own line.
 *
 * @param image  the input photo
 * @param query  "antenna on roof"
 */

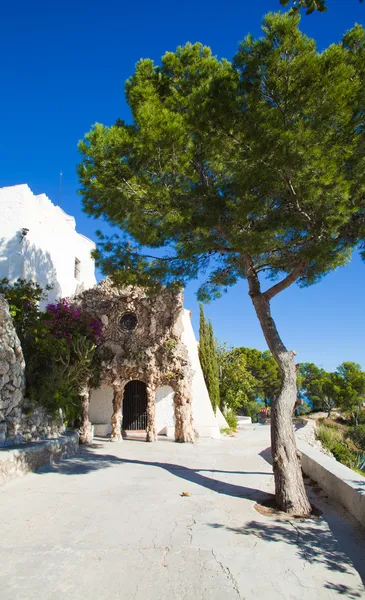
xmin=58 ymin=171 xmax=63 ymax=206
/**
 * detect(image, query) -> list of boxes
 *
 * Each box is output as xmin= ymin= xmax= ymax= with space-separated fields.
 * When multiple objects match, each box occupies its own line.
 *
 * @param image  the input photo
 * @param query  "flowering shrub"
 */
xmin=1 ymin=279 xmax=104 ymax=425
xmin=45 ymin=299 xmax=103 ymax=344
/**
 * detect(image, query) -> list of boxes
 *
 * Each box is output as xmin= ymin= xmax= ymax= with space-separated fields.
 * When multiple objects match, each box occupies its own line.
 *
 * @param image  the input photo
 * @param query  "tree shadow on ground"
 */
xmin=258 ymin=445 xmax=365 ymax=594
xmin=41 ymin=445 xmax=271 ymax=500
xmin=259 ymin=446 xmax=273 ymax=466
xmin=209 ymin=517 xmax=365 ymax=598
xmin=39 ymin=445 xmax=365 ymax=597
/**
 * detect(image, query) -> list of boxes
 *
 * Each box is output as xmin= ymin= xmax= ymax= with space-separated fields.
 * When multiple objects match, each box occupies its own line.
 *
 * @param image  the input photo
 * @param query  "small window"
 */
xmin=120 ymin=312 xmax=138 ymax=331
xmin=74 ymin=258 xmax=81 ymax=281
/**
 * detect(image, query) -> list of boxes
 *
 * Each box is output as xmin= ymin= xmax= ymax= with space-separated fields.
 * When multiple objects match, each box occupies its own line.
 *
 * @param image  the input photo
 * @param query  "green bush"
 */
xmin=348 ymin=425 xmax=365 ymax=452
xmin=220 ymin=427 xmax=234 ymax=435
xmin=331 ymin=442 xmax=356 ymax=469
xmin=322 ymin=419 xmax=340 ymax=430
xmin=298 ymin=402 xmax=311 ymax=416
xmin=1 ymin=279 xmax=103 ymax=426
xmin=358 ymin=411 xmax=365 ymax=425
xmin=245 ymin=401 xmax=264 ymax=423
xmin=315 ymin=424 xmax=342 ymax=449
xmin=224 ymin=408 xmax=238 ymax=430
xmin=0 ymin=277 xmax=47 ymax=348
xmin=316 ymin=424 xmax=358 ymax=469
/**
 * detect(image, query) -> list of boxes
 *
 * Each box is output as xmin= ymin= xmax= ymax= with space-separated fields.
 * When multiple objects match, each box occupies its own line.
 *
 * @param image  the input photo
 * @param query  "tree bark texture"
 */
xmin=110 ymin=386 xmax=124 ymax=441
xmin=173 ymin=382 xmax=196 ymax=443
xmin=146 ymin=378 xmax=157 ymax=442
xmin=78 ymin=385 xmax=94 ymax=445
xmin=244 ymin=256 xmax=311 ymax=515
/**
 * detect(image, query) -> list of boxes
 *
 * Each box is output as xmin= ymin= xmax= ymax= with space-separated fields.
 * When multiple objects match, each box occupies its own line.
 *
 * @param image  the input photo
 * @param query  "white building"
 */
xmin=0 ymin=184 xmax=226 ymax=439
xmin=0 ymin=184 xmax=96 ymax=305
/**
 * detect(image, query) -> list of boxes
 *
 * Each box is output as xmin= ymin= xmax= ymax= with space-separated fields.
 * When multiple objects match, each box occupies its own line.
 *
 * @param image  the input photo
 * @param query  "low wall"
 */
xmin=297 ymin=437 xmax=365 ymax=527
xmin=0 ymin=431 xmax=79 ymax=486
xmin=237 ymin=416 xmax=252 ymax=428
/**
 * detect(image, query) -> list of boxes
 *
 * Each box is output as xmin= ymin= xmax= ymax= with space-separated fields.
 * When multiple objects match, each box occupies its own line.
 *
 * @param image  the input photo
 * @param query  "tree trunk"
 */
xmin=270 ymin=352 xmax=311 ymax=514
xmin=78 ymin=385 xmax=93 ymax=445
xmin=244 ymin=256 xmax=311 ymax=516
xmin=110 ymin=386 xmax=124 ymax=441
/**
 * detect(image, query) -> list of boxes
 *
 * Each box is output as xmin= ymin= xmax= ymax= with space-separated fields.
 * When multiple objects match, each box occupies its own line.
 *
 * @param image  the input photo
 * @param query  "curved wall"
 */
xmin=89 ymin=385 xmax=113 ymax=434
xmin=155 ymin=385 xmax=175 ymax=435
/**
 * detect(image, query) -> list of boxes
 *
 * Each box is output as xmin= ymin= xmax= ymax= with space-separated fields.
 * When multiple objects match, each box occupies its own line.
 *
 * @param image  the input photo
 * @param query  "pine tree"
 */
xmin=78 ymin=13 xmax=365 ymax=513
xmin=198 ymin=304 xmax=220 ymax=413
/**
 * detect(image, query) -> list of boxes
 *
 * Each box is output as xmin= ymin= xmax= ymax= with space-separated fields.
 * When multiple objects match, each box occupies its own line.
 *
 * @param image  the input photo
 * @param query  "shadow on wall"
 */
xmin=0 ymin=232 xmax=62 ymax=305
xmin=352 ymin=478 xmax=365 ymax=494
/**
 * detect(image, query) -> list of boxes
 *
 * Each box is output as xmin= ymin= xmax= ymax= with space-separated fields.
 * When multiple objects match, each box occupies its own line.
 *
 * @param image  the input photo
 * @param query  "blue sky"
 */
xmin=1 ymin=0 xmax=364 ymax=371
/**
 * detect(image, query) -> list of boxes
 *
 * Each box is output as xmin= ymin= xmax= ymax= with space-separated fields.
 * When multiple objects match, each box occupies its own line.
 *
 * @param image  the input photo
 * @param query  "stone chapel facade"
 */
xmin=75 ymin=280 xmax=224 ymax=443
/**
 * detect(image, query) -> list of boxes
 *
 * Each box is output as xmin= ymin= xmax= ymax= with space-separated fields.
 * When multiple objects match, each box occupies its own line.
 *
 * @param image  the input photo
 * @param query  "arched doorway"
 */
xmin=122 ymin=380 xmax=147 ymax=431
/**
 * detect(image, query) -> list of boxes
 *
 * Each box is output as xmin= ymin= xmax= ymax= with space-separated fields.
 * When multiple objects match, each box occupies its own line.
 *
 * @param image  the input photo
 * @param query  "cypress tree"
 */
xmin=207 ymin=320 xmax=220 ymax=412
xmin=199 ymin=304 xmax=220 ymax=412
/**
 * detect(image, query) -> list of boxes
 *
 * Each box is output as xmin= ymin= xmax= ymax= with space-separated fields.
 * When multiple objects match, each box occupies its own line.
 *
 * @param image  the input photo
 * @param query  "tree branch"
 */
xmin=263 ymin=261 xmax=307 ymax=301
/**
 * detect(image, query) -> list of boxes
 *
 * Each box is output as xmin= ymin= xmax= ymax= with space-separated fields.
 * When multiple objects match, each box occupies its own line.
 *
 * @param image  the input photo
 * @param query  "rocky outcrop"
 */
xmin=0 ymin=294 xmax=64 ymax=446
xmin=6 ymin=405 xmax=64 ymax=445
xmin=0 ymin=294 xmax=26 ymax=440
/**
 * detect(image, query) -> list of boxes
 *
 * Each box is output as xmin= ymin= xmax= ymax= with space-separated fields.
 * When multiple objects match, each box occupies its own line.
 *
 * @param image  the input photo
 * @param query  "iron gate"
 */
xmin=122 ymin=380 xmax=147 ymax=430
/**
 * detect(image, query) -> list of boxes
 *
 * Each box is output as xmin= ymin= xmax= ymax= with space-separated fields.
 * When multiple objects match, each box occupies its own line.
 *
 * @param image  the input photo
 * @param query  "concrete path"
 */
xmin=0 ymin=426 xmax=365 ymax=599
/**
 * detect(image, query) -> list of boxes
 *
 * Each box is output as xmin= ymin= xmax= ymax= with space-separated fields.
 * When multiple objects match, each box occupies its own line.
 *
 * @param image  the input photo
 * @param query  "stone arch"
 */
xmin=106 ymin=372 xmax=157 ymax=443
xmin=122 ymin=380 xmax=148 ymax=431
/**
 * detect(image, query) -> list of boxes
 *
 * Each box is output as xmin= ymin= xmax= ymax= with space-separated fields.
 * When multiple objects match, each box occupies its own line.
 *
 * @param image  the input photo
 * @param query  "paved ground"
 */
xmin=1 ymin=426 xmax=365 ymax=600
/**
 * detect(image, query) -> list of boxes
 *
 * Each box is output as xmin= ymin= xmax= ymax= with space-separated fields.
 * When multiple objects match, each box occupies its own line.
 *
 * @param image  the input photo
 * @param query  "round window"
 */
xmin=120 ymin=312 xmax=138 ymax=331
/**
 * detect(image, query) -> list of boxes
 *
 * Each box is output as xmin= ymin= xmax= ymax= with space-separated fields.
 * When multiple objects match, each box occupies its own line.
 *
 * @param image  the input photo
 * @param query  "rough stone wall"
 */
xmin=75 ymin=280 xmax=196 ymax=442
xmin=0 ymin=431 xmax=79 ymax=486
xmin=0 ymin=294 xmax=64 ymax=446
xmin=0 ymin=294 xmax=26 ymax=441
xmin=6 ymin=406 xmax=65 ymax=445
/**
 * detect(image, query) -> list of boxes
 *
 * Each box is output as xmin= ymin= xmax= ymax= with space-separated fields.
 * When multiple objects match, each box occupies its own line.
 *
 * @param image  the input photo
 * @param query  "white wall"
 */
xmin=89 ymin=385 xmax=114 ymax=436
xmin=155 ymin=385 xmax=175 ymax=435
xmin=181 ymin=309 xmax=221 ymax=439
xmin=0 ymin=184 xmax=96 ymax=305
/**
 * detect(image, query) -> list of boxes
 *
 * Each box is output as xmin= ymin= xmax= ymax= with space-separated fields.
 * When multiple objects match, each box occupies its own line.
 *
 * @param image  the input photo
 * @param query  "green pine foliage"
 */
xmin=78 ymin=14 xmax=365 ymax=300
xmin=299 ymin=361 xmax=365 ymax=420
xmin=198 ymin=304 xmax=220 ymax=413
xmin=349 ymin=425 xmax=365 ymax=452
xmin=280 ymin=0 xmax=363 ymax=15
xmin=218 ymin=346 xmax=279 ymax=412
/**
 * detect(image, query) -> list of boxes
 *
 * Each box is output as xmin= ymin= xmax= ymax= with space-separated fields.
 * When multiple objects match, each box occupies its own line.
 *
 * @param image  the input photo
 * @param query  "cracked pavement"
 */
xmin=0 ymin=425 xmax=364 ymax=599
